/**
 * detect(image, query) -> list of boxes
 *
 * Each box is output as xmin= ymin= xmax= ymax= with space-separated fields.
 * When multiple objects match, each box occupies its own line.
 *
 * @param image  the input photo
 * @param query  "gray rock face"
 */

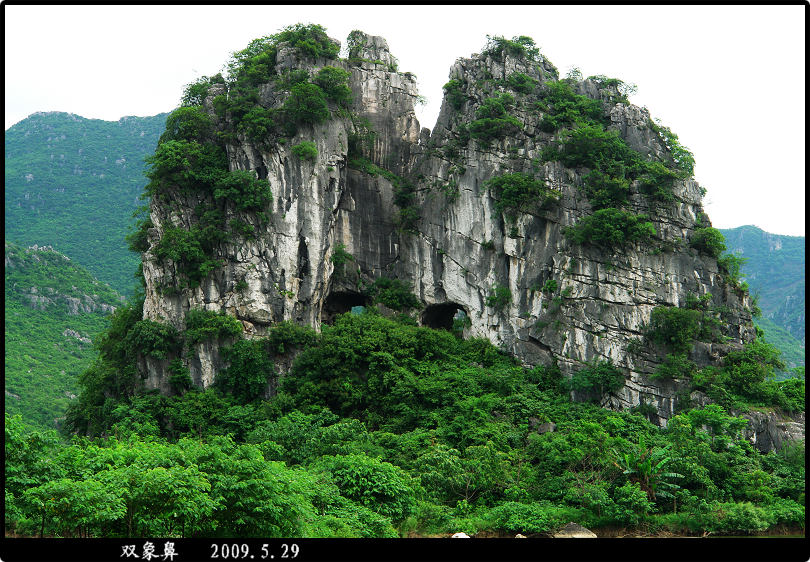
xmin=742 ymin=410 xmax=805 ymax=452
xmin=140 ymin=32 xmax=783 ymax=435
xmin=553 ymin=522 xmax=597 ymax=538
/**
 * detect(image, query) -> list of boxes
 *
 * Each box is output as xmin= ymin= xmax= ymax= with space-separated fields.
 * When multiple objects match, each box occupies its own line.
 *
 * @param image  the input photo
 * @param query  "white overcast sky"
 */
xmin=4 ymin=4 xmax=805 ymax=236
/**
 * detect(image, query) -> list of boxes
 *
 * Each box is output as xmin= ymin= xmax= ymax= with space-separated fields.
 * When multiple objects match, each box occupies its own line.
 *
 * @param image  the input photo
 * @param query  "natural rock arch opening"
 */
xmin=421 ymin=302 xmax=468 ymax=332
xmin=322 ymin=291 xmax=370 ymax=324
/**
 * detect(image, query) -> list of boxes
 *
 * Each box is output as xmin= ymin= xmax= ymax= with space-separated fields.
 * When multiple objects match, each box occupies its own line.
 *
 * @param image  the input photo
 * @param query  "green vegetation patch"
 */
xmin=644 ymin=297 xmax=804 ymax=413
xmin=366 ymin=277 xmax=420 ymax=311
xmin=486 ymin=172 xmax=559 ymax=219
xmin=537 ymin=80 xmax=608 ymax=132
xmin=482 ymin=35 xmax=541 ymax=62
xmin=11 ymin=305 xmax=801 ymax=539
xmin=486 ymin=284 xmax=512 ymax=311
xmin=564 ymin=208 xmax=656 ymax=248
xmin=313 ymin=66 xmax=353 ymax=107
xmin=185 ymin=309 xmax=243 ymax=346
xmin=468 ymin=93 xmax=522 ymax=145
xmin=567 ymin=360 xmax=625 ymax=402
xmin=690 ymin=227 xmax=727 ymax=259
xmin=291 ymin=141 xmax=318 ymax=162
xmin=4 ymin=242 xmax=125 ymax=429
xmin=330 ymin=243 xmax=354 ymax=276
xmin=443 ymin=78 xmax=468 ymax=110
xmin=5 ymin=112 xmax=168 ymax=295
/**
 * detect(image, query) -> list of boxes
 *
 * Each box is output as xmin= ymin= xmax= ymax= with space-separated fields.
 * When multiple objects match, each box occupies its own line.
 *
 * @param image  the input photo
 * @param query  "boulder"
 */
xmin=553 ymin=522 xmax=597 ymax=538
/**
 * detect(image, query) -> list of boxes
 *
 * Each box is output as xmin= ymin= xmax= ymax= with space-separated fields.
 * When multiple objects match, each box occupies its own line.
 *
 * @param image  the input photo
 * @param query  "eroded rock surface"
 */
xmin=139 ymin=31 xmax=790 ymax=436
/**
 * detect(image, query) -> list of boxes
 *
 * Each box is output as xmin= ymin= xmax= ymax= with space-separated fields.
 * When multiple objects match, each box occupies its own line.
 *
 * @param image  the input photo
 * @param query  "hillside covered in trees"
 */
xmin=4 ymin=241 xmax=123 ymax=429
xmin=5 ymin=111 xmax=167 ymax=296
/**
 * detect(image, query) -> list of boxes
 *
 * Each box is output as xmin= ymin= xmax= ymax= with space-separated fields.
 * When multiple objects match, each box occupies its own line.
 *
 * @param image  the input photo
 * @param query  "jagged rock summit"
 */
xmin=139 ymin=29 xmax=760 ymax=428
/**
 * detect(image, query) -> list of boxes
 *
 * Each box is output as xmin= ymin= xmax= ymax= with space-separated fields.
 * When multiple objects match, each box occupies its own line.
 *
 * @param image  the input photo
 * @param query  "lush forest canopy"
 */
xmin=4 ymin=242 xmax=123 ymax=429
xmin=5 ymin=111 xmax=167 ymax=296
xmin=6 ymin=311 xmax=806 ymax=538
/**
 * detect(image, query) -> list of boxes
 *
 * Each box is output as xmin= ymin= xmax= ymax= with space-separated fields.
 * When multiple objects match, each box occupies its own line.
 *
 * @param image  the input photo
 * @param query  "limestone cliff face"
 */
xmin=140 ymin=32 xmax=758 ymax=426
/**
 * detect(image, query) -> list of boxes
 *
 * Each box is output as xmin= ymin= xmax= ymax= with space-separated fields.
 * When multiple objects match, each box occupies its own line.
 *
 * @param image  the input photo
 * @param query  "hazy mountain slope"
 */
xmin=4 ymin=241 xmax=124 ymax=429
xmin=5 ymin=111 xmax=168 ymax=296
xmin=719 ymin=225 xmax=804 ymax=366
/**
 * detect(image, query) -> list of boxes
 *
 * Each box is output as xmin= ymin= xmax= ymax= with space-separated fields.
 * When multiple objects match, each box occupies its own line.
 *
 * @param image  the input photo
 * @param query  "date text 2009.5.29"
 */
xmin=210 ymin=543 xmax=300 ymax=560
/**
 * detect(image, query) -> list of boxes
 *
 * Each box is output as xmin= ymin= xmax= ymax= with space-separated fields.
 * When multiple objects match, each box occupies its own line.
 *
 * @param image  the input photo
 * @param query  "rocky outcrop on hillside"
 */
xmin=139 ymin=31 xmax=774 ymax=431
xmin=5 ymin=241 xmax=123 ymax=315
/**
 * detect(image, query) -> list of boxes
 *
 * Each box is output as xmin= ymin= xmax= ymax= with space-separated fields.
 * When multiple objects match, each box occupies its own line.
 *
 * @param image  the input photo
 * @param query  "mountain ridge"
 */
xmin=5 ymin=110 xmax=168 ymax=295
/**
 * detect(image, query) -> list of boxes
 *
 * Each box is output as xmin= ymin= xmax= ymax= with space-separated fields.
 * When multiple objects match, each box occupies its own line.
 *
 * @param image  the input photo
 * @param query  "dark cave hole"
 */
xmin=422 ymin=302 xmax=468 ymax=331
xmin=322 ymin=291 xmax=371 ymax=324
xmin=297 ymin=237 xmax=310 ymax=278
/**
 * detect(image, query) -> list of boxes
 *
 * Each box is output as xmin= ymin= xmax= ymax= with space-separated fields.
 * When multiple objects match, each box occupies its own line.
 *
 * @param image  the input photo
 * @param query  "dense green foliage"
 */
xmin=313 ymin=66 xmax=353 ymax=107
xmin=486 ymin=172 xmax=559 ymax=219
xmin=185 ymin=309 xmax=243 ymax=345
xmin=549 ymin=124 xmax=681 ymax=205
xmin=365 ymin=277 xmax=420 ymax=311
xmin=537 ymin=80 xmax=608 ymax=132
xmin=5 ymin=112 xmax=168 ymax=295
xmin=4 ymin=242 xmax=124 ymax=429
xmin=330 ymin=243 xmax=354 ymax=277
xmin=212 ymin=24 xmax=347 ymax=141
xmin=142 ymin=103 xmax=272 ymax=288
xmin=6 ymin=312 xmax=804 ymax=538
xmin=567 ymin=360 xmax=625 ymax=402
xmin=647 ymin=305 xmax=710 ymax=354
xmin=691 ymin=227 xmax=727 ymax=259
xmin=442 ymin=78 xmax=468 ymax=110
xmin=486 ymin=285 xmax=512 ymax=311
xmin=290 ymin=141 xmax=318 ymax=161
xmin=563 ymin=208 xmax=656 ymax=248
xmin=468 ymin=93 xmax=522 ymax=145
xmin=505 ymin=72 xmax=537 ymax=95
xmin=643 ymin=299 xmax=804 ymax=413
xmin=283 ymin=83 xmax=330 ymax=125
xmin=692 ymin=341 xmax=803 ymax=414
xmin=528 ymin=76 xmax=694 ymax=252
xmin=482 ymin=35 xmax=541 ymax=62
xmin=151 ymin=226 xmax=222 ymax=289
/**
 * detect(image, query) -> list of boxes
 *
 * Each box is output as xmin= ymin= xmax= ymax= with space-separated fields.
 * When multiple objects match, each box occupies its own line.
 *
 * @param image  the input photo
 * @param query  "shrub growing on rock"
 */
xmin=468 ymin=94 xmax=521 ymax=144
xmin=284 ymin=83 xmax=330 ymax=125
xmin=486 ymin=172 xmax=559 ymax=218
xmin=690 ymin=227 xmax=727 ymax=259
xmin=185 ymin=309 xmax=243 ymax=345
xmin=567 ymin=360 xmax=625 ymax=401
xmin=564 ymin=208 xmax=656 ymax=248
xmin=291 ymin=141 xmax=318 ymax=162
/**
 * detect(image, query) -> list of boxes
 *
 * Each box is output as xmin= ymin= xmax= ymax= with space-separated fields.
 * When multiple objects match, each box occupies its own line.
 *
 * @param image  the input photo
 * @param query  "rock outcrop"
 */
xmin=553 ymin=522 xmax=598 ymax=538
xmin=139 ymin=31 xmax=785 ymax=434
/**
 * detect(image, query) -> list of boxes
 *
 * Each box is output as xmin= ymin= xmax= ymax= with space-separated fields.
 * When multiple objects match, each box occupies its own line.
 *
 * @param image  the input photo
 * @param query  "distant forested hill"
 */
xmin=4 ymin=241 xmax=125 ymax=429
xmin=5 ymin=111 xmax=168 ymax=296
xmin=719 ymin=225 xmax=805 ymax=370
